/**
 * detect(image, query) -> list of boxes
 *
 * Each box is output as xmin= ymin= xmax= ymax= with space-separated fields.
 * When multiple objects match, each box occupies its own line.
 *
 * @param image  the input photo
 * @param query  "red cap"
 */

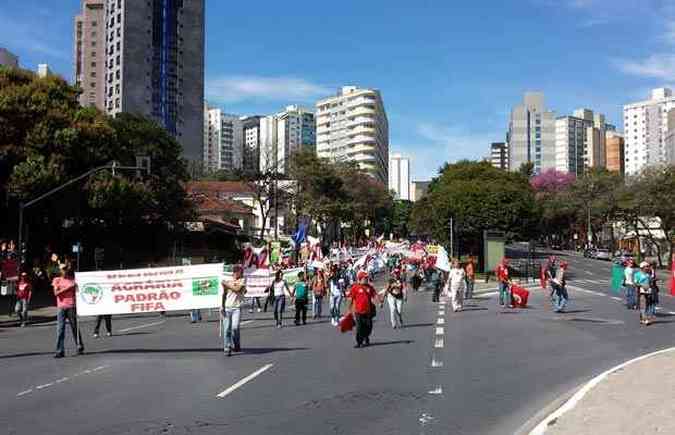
xmin=357 ymin=270 xmax=368 ymax=281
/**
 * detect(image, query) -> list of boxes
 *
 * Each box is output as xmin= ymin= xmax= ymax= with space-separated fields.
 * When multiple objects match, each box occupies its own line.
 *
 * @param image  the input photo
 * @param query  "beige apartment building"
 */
xmin=605 ymin=131 xmax=625 ymax=176
xmin=74 ymin=0 xmax=106 ymax=110
xmin=316 ymin=86 xmax=389 ymax=184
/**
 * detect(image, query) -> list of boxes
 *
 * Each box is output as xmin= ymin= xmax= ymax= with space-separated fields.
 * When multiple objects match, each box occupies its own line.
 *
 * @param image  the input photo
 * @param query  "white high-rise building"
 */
xmin=37 ymin=64 xmax=53 ymax=78
xmin=241 ymin=116 xmax=262 ymax=173
xmin=203 ymin=107 xmax=243 ymax=173
xmin=259 ymin=105 xmax=315 ymax=174
xmin=316 ymin=86 xmax=389 ymax=183
xmin=507 ymin=92 xmax=556 ymax=174
xmin=554 ymin=109 xmax=610 ymax=176
xmin=389 ymin=154 xmax=410 ymax=200
xmin=623 ymin=88 xmax=675 ymax=176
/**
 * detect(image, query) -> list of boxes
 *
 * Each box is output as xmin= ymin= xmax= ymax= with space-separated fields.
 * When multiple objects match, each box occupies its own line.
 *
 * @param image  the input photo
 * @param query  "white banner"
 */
xmin=223 ymin=267 xmax=306 ymax=298
xmin=75 ymin=264 xmax=224 ymax=316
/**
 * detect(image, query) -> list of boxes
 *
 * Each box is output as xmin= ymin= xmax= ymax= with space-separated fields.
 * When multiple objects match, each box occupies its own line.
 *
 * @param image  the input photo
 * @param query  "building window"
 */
xmin=91 ymin=82 xmax=96 ymax=88
xmin=91 ymin=51 xmax=97 ymax=58
xmin=91 ymin=72 xmax=96 ymax=78
xmin=91 ymin=41 xmax=96 ymax=47
xmin=92 ymin=21 xmax=97 ymax=27
xmin=115 ymin=98 xmax=120 ymax=108
xmin=116 ymin=55 xmax=120 ymax=65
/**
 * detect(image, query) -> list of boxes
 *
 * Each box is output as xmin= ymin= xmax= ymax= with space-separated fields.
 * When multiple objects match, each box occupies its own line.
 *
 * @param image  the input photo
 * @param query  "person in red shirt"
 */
xmin=495 ymin=258 xmax=512 ymax=308
xmin=346 ymin=270 xmax=378 ymax=348
xmin=52 ymin=264 xmax=84 ymax=358
xmin=15 ymin=272 xmax=32 ymax=327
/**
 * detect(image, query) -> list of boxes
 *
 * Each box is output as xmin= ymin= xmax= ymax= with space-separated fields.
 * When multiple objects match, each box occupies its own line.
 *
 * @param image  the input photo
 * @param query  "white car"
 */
xmin=594 ymin=249 xmax=611 ymax=260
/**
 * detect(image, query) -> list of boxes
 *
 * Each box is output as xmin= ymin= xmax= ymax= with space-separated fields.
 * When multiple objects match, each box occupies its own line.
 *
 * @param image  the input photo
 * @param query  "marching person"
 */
xmin=496 ymin=258 xmax=512 ymax=308
xmin=271 ymin=270 xmax=292 ymax=328
xmin=15 ymin=271 xmax=32 ymax=327
xmin=221 ymin=267 xmax=247 ymax=356
xmin=551 ymin=262 xmax=568 ymax=312
xmin=383 ymin=275 xmax=406 ymax=329
xmin=93 ymin=315 xmax=112 ymax=337
xmin=311 ymin=269 xmax=327 ymax=319
xmin=292 ymin=271 xmax=309 ymax=326
xmin=328 ymin=264 xmax=344 ymax=326
xmin=464 ymin=256 xmax=476 ymax=300
xmin=623 ymin=259 xmax=637 ymax=310
xmin=635 ymin=261 xmax=653 ymax=325
xmin=448 ymin=259 xmax=466 ymax=312
xmin=649 ymin=260 xmax=660 ymax=309
xmin=52 ymin=264 xmax=84 ymax=358
xmin=431 ymin=268 xmax=443 ymax=303
xmin=545 ymin=256 xmax=558 ymax=304
xmin=346 ymin=270 xmax=378 ymax=348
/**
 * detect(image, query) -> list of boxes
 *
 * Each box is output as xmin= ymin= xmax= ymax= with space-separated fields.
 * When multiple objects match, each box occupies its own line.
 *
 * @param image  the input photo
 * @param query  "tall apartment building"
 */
xmin=605 ymin=131 xmax=625 ymax=176
xmin=241 ymin=116 xmax=262 ymax=174
xmin=507 ymin=92 xmax=556 ymax=174
xmin=203 ymin=107 xmax=243 ymax=173
xmin=74 ymin=0 xmax=106 ymax=110
xmin=37 ymin=64 xmax=53 ymax=78
xmin=316 ymin=86 xmax=389 ymax=184
xmin=490 ymin=142 xmax=508 ymax=170
xmin=389 ymin=153 xmax=410 ymax=201
xmin=259 ymin=105 xmax=315 ymax=174
xmin=623 ymin=88 xmax=675 ymax=176
xmin=0 ymin=47 xmax=19 ymax=68
xmin=554 ymin=109 xmax=610 ymax=175
xmin=75 ymin=0 xmax=205 ymax=162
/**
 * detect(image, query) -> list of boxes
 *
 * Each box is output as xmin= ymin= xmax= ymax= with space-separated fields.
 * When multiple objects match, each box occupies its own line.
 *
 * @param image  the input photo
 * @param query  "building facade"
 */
xmin=490 ymin=142 xmax=508 ymax=170
xmin=74 ymin=0 xmax=106 ymax=110
xmin=388 ymin=153 xmax=410 ymax=200
xmin=203 ymin=107 xmax=243 ymax=173
xmin=259 ymin=105 xmax=315 ymax=174
xmin=605 ymin=131 xmax=625 ymax=176
xmin=241 ymin=116 xmax=262 ymax=174
xmin=410 ymin=181 xmax=431 ymax=202
xmin=507 ymin=92 xmax=556 ymax=174
xmin=316 ymin=86 xmax=389 ymax=183
xmin=623 ymin=88 xmax=675 ymax=176
xmin=77 ymin=0 xmax=206 ymax=162
xmin=554 ymin=109 xmax=611 ymax=176
xmin=0 ymin=47 xmax=19 ymax=68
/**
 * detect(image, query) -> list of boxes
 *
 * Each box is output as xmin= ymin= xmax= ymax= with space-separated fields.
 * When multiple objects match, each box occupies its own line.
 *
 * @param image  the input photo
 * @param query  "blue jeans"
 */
xmin=190 ymin=309 xmax=202 ymax=322
xmin=56 ymin=307 xmax=83 ymax=355
xmin=553 ymin=284 xmax=568 ymax=312
xmin=313 ymin=295 xmax=323 ymax=318
xmin=464 ymin=278 xmax=474 ymax=299
xmin=624 ymin=285 xmax=637 ymax=309
xmin=499 ymin=282 xmax=511 ymax=306
xmin=274 ymin=296 xmax=286 ymax=325
xmin=329 ymin=294 xmax=342 ymax=322
xmin=222 ymin=308 xmax=241 ymax=350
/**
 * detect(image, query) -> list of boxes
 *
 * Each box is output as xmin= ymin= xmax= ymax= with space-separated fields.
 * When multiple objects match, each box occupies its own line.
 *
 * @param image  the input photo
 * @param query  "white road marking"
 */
xmin=428 ymin=386 xmax=443 ymax=395
xmin=15 ymin=365 xmax=109 ymax=398
xmin=568 ymin=286 xmax=605 ymax=297
xmin=434 ymin=338 xmax=444 ymax=348
xmin=530 ymin=346 xmax=675 ymax=435
xmin=240 ymin=320 xmax=254 ymax=326
xmin=611 ymin=296 xmax=622 ymax=301
xmin=118 ymin=320 xmax=166 ymax=333
xmin=669 ymin=311 xmax=675 ymax=316
xmin=216 ymin=364 xmax=274 ymax=399
xmin=16 ymin=389 xmax=32 ymax=397
xmin=435 ymin=327 xmax=444 ymax=335
xmin=585 ymin=271 xmax=593 ymax=275
xmin=437 ymin=318 xmax=445 ymax=325
xmin=54 ymin=377 xmax=69 ymax=384
xmin=419 ymin=413 xmax=435 ymax=425
xmin=36 ymin=383 xmax=53 ymax=390
xmin=431 ymin=357 xmax=444 ymax=368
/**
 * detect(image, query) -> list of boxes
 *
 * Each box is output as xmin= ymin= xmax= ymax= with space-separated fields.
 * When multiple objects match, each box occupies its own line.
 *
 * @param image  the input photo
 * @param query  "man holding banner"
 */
xmin=221 ymin=267 xmax=247 ymax=357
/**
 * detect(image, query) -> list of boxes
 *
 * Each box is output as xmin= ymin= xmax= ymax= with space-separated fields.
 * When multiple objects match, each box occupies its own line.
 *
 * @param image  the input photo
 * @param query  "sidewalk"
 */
xmin=538 ymin=348 xmax=675 ymax=435
xmin=0 ymin=305 xmax=57 ymax=327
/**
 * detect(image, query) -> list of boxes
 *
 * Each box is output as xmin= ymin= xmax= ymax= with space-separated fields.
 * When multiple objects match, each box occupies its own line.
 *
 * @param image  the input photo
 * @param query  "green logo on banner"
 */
xmin=192 ymin=278 xmax=219 ymax=296
xmin=81 ymin=284 xmax=104 ymax=305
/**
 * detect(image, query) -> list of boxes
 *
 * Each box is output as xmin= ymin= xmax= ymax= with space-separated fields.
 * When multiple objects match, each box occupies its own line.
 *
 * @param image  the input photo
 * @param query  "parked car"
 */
xmin=594 ymin=249 xmax=611 ymax=261
xmin=583 ymin=248 xmax=596 ymax=258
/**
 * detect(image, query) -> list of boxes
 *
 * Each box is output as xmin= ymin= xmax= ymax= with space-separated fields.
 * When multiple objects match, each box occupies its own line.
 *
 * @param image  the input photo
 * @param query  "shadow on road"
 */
xmin=367 ymin=340 xmax=414 ymax=347
xmin=0 ymin=351 xmax=53 ymax=360
xmin=401 ymin=322 xmax=433 ymax=328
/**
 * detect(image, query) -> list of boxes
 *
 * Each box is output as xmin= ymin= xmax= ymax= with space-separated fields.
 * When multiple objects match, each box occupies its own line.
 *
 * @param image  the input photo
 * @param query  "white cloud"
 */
xmin=401 ymin=123 xmax=502 ymax=179
xmin=616 ymin=54 xmax=675 ymax=80
xmin=206 ymin=76 xmax=331 ymax=104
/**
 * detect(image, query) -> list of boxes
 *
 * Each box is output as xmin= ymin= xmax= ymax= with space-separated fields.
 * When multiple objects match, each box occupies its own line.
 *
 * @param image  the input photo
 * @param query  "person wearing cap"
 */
xmin=496 ymin=258 xmax=512 ymax=308
xmin=52 ymin=264 xmax=84 ymax=358
xmin=346 ymin=270 xmax=378 ymax=348
xmin=221 ymin=267 xmax=247 ymax=356
xmin=623 ymin=259 xmax=637 ymax=310
xmin=635 ymin=261 xmax=653 ymax=325
xmin=15 ymin=271 xmax=32 ymax=327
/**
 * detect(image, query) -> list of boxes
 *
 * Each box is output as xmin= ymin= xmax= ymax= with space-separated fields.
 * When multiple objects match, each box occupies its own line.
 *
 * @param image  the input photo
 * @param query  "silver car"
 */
xmin=595 ymin=249 xmax=611 ymax=260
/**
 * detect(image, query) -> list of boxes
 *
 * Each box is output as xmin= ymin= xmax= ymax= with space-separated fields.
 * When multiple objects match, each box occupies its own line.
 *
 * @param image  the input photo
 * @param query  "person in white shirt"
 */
xmin=221 ymin=267 xmax=247 ymax=357
xmin=271 ymin=270 xmax=292 ymax=328
xmin=448 ymin=259 xmax=466 ymax=312
xmin=623 ymin=259 xmax=637 ymax=310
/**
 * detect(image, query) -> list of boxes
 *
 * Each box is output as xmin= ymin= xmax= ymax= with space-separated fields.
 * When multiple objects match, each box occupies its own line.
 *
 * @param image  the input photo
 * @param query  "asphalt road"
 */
xmin=1 ymin=248 xmax=674 ymax=435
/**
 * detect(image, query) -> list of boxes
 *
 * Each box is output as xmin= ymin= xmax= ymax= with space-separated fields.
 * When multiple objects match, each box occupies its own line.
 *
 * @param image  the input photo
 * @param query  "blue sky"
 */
xmin=1 ymin=0 xmax=674 ymax=179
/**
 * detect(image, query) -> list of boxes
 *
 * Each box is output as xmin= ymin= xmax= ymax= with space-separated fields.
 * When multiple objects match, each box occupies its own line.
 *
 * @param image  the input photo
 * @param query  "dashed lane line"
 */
xmin=16 ymin=365 xmax=109 ymax=398
xmin=431 ymin=357 xmax=443 ymax=368
xmin=118 ymin=320 xmax=166 ymax=333
xmin=434 ymin=337 xmax=444 ymax=348
xmin=216 ymin=364 xmax=274 ymax=399
xmin=435 ymin=327 xmax=444 ymax=335
xmin=437 ymin=318 xmax=445 ymax=325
